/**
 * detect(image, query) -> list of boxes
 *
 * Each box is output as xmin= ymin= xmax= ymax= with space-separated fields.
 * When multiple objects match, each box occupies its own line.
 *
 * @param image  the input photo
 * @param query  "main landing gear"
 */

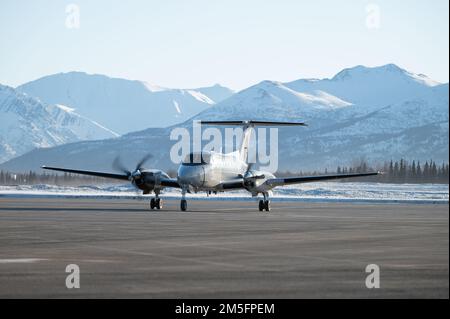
xmin=180 ymin=188 xmax=187 ymax=211
xmin=180 ymin=199 xmax=187 ymax=211
xmin=150 ymin=195 xmax=163 ymax=210
xmin=258 ymin=193 xmax=270 ymax=212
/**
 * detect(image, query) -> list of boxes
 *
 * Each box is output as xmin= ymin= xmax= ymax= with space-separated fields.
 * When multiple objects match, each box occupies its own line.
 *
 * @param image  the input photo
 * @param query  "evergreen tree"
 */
xmin=431 ymin=161 xmax=437 ymax=180
xmin=388 ymin=160 xmax=394 ymax=180
xmin=416 ymin=161 xmax=422 ymax=179
xmin=410 ymin=160 xmax=417 ymax=179
xmin=423 ymin=161 xmax=430 ymax=180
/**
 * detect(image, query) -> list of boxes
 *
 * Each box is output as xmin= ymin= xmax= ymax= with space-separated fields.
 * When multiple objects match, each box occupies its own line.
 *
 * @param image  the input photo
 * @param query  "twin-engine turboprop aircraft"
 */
xmin=42 ymin=120 xmax=380 ymax=211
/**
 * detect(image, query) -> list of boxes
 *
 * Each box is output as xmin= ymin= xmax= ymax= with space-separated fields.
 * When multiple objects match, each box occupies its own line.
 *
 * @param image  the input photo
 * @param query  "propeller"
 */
xmin=112 ymin=153 xmax=165 ymax=195
xmin=112 ymin=153 xmax=153 ymax=188
xmin=112 ymin=156 xmax=131 ymax=176
xmin=242 ymin=163 xmax=265 ymax=188
xmin=243 ymin=162 xmax=254 ymax=180
xmin=135 ymin=153 xmax=153 ymax=171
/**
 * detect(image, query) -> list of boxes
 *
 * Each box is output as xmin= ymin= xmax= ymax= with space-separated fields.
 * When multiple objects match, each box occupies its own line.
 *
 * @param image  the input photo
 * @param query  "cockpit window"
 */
xmin=183 ymin=152 xmax=210 ymax=166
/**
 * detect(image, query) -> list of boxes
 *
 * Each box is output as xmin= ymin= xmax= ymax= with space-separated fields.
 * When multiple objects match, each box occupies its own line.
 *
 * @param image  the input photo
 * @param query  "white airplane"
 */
xmin=42 ymin=120 xmax=380 ymax=211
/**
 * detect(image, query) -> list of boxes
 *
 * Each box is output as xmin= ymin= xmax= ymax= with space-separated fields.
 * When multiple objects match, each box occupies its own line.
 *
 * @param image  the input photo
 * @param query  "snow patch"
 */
xmin=55 ymin=104 xmax=75 ymax=113
xmin=0 ymin=182 xmax=447 ymax=204
xmin=173 ymin=100 xmax=182 ymax=114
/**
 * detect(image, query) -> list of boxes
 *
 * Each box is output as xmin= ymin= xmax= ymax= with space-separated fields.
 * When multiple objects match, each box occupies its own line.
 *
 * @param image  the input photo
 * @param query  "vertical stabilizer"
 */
xmin=239 ymin=124 xmax=254 ymax=163
xmin=199 ymin=120 xmax=307 ymax=163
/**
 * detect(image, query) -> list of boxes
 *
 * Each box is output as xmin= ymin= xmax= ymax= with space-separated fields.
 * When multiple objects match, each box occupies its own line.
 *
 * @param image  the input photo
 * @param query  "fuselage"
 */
xmin=177 ymin=151 xmax=246 ymax=190
xmin=177 ymin=151 xmax=276 ymax=193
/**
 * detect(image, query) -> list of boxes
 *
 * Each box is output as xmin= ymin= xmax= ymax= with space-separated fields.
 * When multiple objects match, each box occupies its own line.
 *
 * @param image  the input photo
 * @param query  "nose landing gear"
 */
xmin=180 ymin=187 xmax=188 ymax=211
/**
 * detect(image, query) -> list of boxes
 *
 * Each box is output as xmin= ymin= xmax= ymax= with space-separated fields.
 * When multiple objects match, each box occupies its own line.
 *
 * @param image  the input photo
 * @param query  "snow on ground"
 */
xmin=0 ymin=182 xmax=448 ymax=204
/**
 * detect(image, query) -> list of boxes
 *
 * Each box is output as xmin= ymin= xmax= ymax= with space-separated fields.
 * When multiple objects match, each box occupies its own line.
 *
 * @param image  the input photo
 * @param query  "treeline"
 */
xmin=282 ymin=159 xmax=449 ymax=184
xmin=0 ymin=159 xmax=448 ymax=185
xmin=0 ymin=171 xmax=121 ymax=186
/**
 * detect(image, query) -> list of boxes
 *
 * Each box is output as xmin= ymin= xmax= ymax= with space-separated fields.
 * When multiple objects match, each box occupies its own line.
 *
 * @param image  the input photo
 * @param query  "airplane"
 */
xmin=42 ymin=120 xmax=380 ymax=212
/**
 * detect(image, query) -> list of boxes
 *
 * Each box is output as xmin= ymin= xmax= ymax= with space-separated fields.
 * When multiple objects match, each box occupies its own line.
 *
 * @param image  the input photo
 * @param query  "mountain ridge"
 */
xmin=1 ymin=64 xmax=448 ymax=172
xmin=0 ymin=84 xmax=119 ymax=163
xmin=17 ymin=72 xmax=235 ymax=134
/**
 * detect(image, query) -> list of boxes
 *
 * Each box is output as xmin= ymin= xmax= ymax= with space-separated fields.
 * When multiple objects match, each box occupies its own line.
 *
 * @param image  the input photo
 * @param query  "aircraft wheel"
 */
xmin=264 ymin=200 xmax=270 ymax=212
xmin=180 ymin=199 xmax=187 ymax=211
xmin=150 ymin=198 xmax=155 ymax=210
xmin=156 ymin=198 xmax=162 ymax=210
xmin=258 ymin=200 xmax=264 ymax=211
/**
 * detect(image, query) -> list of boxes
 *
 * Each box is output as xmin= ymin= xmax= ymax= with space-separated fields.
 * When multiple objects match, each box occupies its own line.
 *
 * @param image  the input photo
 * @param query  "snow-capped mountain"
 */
xmin=285 ymin=64 xmax=441 ymax=108
xmin=193 ymin=84 xmax=236 ymax=104
xmin=192 ymin=64 xmax=442 ymax=124
xmin=192 ymin=80 xmax=354 ymax=129
xmin=191 ymin=65 xmax=448 ymax=168
xmin=0 ymin=84 xmax=118 ymax=163
xmin=17 ymin=72 xmax=234 ymax=134
xmin=1 ymin=64 xmax=448 ymax=172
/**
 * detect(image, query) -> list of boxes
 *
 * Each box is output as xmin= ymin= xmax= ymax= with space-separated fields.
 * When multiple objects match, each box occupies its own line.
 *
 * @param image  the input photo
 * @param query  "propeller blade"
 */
xmin=136 ymin=153 xmax=153 ymax=171
xmin=243 ymin=162 xmax=265 ymax=183
xmin=243 ymin=162 xmax=255 ymax=179
xmin=112 ymin=156 xmax=130 ymax=175
xmin=130 ymin=182 xmax=141 ymax=195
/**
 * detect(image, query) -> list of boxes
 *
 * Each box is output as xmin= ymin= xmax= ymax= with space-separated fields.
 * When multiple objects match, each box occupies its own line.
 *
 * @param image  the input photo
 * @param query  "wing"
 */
xmin=265 ymin=172 xmax=380 ymax=187
xmin=41 ymin=166 xmax=129 ymax=181
xmin=216 ymin=178 xmax=245 ymax=190
xmin=160 ymin=178 xmax=180 ymax=188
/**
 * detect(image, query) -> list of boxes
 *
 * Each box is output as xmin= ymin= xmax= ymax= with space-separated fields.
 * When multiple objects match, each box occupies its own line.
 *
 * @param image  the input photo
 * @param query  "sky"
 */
xmin=0 ymin=0 xmax=448 ymax=90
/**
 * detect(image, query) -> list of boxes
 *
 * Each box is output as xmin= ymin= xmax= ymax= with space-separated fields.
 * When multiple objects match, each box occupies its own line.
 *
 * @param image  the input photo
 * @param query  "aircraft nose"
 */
xmin=177 ymin=165 xmax=205 ymax=187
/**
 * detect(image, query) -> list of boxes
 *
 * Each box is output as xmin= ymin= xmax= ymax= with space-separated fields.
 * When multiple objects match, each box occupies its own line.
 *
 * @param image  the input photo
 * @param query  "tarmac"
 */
xmin=0 ymin=197 xmax=448 ymax=298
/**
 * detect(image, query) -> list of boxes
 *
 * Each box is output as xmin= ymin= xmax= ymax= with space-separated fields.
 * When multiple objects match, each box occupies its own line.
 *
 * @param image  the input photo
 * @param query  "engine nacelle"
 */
xmin=133 ymin=169 xmax=171 ymax=194
xmin=243 ymin=170 xmax=275 ymax=195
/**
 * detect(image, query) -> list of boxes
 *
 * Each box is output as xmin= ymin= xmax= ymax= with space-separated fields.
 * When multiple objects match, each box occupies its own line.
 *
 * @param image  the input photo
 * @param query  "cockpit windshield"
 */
xmin=182 ymin=152 xmax=211 ymax=166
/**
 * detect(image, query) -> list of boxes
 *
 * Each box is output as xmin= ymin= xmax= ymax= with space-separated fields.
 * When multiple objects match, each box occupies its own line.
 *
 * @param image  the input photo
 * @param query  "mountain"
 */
xmin=17 ymin=72 xmax=234 ymax=134
xmin=285 ymin=64 xmax=441 ymax=108
xmin=191 ymin=80 xmax=354 ymax=128
xmin=1 ymin=64 xmax=448 ymax=172
xmin=0 ymin=84 xmax=118 ymax=163
xmin=189 ymin=67 xmax=448 ymax=169
xmin=193 ymin=84 xmax=235 ymax=104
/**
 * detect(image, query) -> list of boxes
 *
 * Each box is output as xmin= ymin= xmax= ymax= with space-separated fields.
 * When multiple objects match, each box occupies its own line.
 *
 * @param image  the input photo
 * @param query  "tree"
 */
xmin=431 ymin=161 xmax=437 ymax=180
xmin=416 ymin=161 xmax=422 ymax=179
xmin=423 ymin=161 xmax=430 ymax=180
xmin=411 ymin=160 xmax=416 ymax=180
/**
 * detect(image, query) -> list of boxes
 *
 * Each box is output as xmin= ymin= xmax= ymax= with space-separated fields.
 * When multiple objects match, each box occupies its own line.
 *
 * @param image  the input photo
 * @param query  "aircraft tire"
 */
xmin=258 ymin=200 xmax=264 ymax=211
xmin=265 ymin=200 xmax=270 ymax=212
xmin=150 ymin=198 xmax=155 ymax=210
xmin=181 ymin=199 xmax=187 ymax=211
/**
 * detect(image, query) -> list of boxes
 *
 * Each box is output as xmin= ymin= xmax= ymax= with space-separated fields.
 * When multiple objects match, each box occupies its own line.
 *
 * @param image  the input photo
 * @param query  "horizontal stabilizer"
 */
xmin=199 ymin=120 xmax=307 ymax=127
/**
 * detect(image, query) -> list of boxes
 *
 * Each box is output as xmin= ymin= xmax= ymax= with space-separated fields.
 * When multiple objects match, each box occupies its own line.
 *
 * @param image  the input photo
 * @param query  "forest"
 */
xmin=0 ymin=159 xmax=448 ymax=185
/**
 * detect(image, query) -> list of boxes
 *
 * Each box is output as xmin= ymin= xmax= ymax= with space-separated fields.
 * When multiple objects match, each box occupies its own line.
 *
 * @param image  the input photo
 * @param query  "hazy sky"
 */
xmin=0 ymin=0 xmax=448 ymax=90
